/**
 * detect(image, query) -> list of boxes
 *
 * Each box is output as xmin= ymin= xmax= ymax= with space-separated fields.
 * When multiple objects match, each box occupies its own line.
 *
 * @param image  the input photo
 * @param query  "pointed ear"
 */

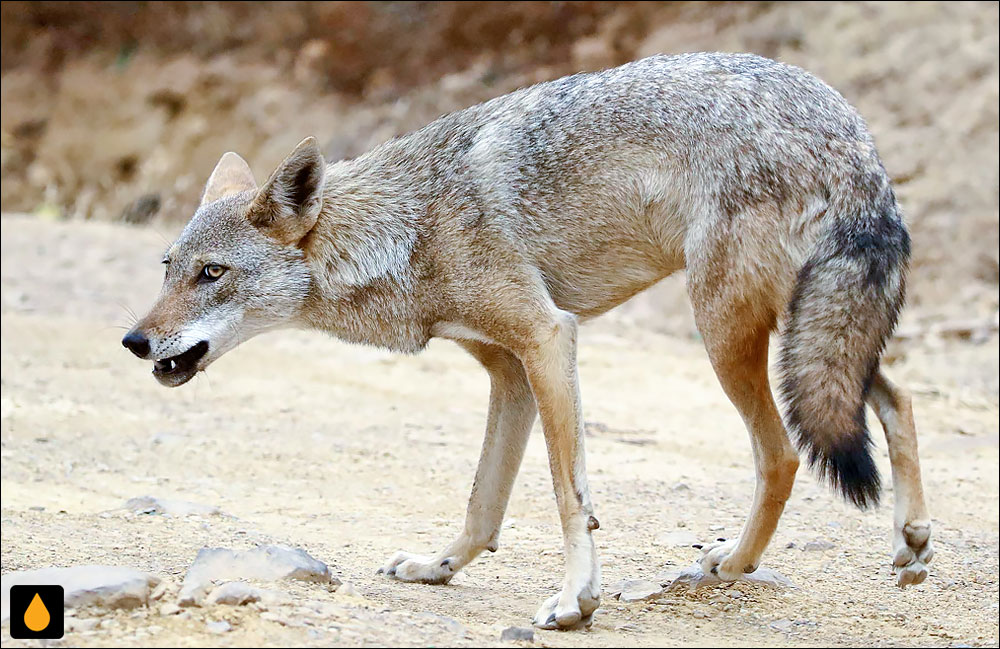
xmin=248 ymin=137 xmax=326 ymax=244
xmin=201 ymin=152 xmax=257 ymax=206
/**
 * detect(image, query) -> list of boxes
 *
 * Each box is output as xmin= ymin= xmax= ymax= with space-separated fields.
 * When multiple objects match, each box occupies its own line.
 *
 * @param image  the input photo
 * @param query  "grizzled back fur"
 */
xmin=129 ymin=53 xmax=913 ymax=509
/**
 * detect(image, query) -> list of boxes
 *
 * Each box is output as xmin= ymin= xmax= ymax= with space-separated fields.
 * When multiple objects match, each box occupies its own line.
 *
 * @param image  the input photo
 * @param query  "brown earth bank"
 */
xmin=0 ymin=214 xmax=997 ymax=647
xmin=1 ymin=1 xmax=998 ymax=336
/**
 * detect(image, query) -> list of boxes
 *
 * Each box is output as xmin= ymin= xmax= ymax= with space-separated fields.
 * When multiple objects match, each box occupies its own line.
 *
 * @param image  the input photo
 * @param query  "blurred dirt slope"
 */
xmin=1 ymin=1 xmax=997 ymax=326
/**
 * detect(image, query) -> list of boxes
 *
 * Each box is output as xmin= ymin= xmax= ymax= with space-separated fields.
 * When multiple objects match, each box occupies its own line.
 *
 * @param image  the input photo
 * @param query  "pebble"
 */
xmin=206 ymin=620 xmax=232 ymax=634
xmin=123 ymin=495 xmax=220 ymax=517
xmin=500 ymin=626 xmax=536 ymax=642
xmin=1 ymin=566 xmax=161 ymax=620
xmin=149 ymin=580 xmax=170 ymax=602
xmin=206 ymin=581 xmax=261 ymax=606
xmin=260 ymin=611 xmax=294 ymax=626
xmin=770 ymin=618 xmax=794 ymax=632
xmin=802 ymin=540 xmax=836 ymax=552
xmin=66 ymin=617 xmax=101 ymax=632
xmin=159 ymin=603 xmax=182 ymax=616
xmin=618 ymin=579 xmax=663 ymax=602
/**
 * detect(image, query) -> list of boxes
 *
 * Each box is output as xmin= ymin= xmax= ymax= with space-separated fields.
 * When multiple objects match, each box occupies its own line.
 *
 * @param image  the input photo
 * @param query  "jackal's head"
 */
xmin=122 ymin=138 xmax=325 ymax=386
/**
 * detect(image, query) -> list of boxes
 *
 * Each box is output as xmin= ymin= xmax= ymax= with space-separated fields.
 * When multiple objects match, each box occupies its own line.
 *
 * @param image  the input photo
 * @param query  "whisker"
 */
xmin=150 ymin=226 xmax=173 ymax=249
xmin=114 ymin=300 xmax=140 ymax=328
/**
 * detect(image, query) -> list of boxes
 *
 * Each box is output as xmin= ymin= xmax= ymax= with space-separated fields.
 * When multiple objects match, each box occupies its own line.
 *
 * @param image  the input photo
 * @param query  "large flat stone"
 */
xmin=2 ymin=566 xmax=161 ymax=621
xmin=178 ymin=545 xmax=338 ymax=606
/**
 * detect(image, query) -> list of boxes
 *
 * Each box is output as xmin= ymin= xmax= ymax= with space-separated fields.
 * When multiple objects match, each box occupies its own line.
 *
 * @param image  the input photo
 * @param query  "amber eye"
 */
xmin=200 ymin=264 xmax=227 ymax=282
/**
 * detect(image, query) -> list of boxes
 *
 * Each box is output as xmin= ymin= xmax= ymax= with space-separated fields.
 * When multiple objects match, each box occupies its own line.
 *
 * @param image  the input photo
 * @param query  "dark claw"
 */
xmin=440 ymin=559 xmax=451 ymax=568
xmin=710 ymin=565 xmax=718 ymax=575
xmin=692 ymin=543 xmax=703 ymax=549
xmin=546 ymin=613 xmax=557 ymax=627
xmin=717 ymin=537 xmax=726 ymax=542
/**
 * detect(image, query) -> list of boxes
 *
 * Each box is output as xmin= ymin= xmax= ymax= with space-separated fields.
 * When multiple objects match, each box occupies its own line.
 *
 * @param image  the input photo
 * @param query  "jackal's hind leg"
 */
xmin=379 ymin=342 xmax=536 ymax=584
xmin=690 ymin=301 xmax=799 ymax=581
xmin=866 ymin=370 xmax=933 ymax=587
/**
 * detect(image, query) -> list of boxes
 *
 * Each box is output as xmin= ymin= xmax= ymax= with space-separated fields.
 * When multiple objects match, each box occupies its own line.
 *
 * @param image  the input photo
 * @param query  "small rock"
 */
xmin=205 ymin=620 xmax=232 ymax=634
xmin=500 ymin=626 xmax=535 ymax=642
xmin=802 ymin=540 xmax=836 ymax=552
xmin=255 ymin=588 xmax=293 ymax=606
xmin=207 ymin=581 xmax=260 ymax=606
xmin=149 ymin=580 xmax=170 ymax=601
xmin=178 ymin=545 xmax=338 ymax=606
xmin=66 ymin=617 xmax=101 ymax=632
xmin=159 ymin=603 xmax=182 ymax=616
xmin=618 ymin=579 xmax=663 ymax=602
xmin=417 ymin=611 xmax=465 ymax=635
xmin=337 ymin=582 xmax=357 ymax=597
xmin=661 ymin=563 xmax=794 ymax=592
xmin=2 ymin=566 xmax=161 ymax=620
xmin=124 ymin=496 xmax=220 ymax=517
xmin=260 ymin=611 xmax=293 ymax=626
xmin=770 ymin=618 xmax=794 ymax=632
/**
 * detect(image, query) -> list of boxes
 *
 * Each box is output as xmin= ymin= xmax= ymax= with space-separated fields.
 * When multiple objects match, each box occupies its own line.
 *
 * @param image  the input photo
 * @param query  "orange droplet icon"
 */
xmin=24 ymin=592 xmax=50 ymax=632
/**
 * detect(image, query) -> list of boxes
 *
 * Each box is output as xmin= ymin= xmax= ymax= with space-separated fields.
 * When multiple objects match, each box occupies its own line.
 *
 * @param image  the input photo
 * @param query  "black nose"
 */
xmin=122 ymin=331 xmax=151 ymax=358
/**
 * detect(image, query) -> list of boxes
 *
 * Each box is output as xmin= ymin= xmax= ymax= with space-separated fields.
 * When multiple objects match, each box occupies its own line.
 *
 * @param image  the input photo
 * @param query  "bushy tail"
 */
xmin=779 ymin=189 xmax=910 ymax=509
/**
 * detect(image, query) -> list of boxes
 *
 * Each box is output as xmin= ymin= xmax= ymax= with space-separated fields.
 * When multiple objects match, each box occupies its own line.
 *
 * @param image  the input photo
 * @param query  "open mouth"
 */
xmin=152 ymin=340 xmax=209 ymax=383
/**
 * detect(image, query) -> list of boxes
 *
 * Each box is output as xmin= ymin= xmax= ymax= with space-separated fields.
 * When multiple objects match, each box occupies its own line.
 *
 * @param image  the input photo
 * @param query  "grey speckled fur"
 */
xmin=127 ymin=53 xmax=931 ymax=628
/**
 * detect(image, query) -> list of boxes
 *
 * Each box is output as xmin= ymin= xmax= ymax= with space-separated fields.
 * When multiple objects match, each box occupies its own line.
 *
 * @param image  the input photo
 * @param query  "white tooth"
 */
xmin=168 ymin=360 xmax=176 ymax=371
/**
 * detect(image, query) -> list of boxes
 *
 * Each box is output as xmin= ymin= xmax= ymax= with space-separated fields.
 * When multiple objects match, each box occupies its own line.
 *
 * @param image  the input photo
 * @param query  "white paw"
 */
xmin=531 ymin=586 xmax=600 ymax=630
xmin=893 ymin=520 xmax=933 ymax=587
xmin=697 ymin=537 xmax=755 ymax=581
xmin=376 ymin=551 xmax=459 ymax=585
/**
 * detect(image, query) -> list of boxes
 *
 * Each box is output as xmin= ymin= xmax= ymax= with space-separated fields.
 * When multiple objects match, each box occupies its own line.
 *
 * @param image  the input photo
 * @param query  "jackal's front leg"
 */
xmin=519 ymin=310 xmax=601 ymax=630
xmin=379 ymin=342 xmax=536 ymax=583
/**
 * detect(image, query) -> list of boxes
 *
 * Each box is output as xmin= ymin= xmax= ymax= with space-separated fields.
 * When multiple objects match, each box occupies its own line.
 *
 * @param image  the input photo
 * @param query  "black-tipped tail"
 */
xmin=779 ymin=186 xmax=910 ymax=509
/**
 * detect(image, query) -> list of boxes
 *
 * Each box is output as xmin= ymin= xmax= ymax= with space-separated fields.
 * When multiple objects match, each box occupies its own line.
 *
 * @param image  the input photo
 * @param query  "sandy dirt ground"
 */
xmin=1 ymin=213 xmax=998 ymax=647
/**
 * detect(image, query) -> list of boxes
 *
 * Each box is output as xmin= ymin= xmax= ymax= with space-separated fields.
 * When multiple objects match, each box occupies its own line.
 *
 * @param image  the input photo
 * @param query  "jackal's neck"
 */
xmin=311 ymin=157 xmax=420 ymax=281
xmin=295 ymin=158 xmax=430 ymax=353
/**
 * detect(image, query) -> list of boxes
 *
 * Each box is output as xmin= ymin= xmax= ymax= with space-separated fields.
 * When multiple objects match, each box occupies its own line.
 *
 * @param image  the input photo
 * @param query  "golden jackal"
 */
xmin=124 ymin=53 xmax=933 ymax=629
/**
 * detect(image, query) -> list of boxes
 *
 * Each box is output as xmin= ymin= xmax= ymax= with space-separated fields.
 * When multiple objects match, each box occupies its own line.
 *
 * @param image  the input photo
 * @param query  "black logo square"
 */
xmin=9 ymin=585 xmax=64 ymax=639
